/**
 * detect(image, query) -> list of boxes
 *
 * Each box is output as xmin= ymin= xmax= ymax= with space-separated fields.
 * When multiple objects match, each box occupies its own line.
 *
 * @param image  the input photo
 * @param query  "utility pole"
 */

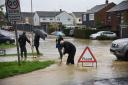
xmin=31 ymin=0 xmax=34 ymax=58
xmin=14 ymin=21 xmax=20 ymax=65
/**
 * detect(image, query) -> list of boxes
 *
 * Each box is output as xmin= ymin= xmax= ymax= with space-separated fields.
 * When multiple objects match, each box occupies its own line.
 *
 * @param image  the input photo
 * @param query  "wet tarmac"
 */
xmin=0 ymin=36 xmax=128 ymax=85
xmin=94 ymin=78 xmax=128 ymax=85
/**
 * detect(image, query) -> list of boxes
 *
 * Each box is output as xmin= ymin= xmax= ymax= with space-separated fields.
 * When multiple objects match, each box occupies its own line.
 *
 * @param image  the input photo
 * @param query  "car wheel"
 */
xmin=116 ymin=56 xmax=122 ymax=60
xmin=125 ymin=51 xmax=128 ymax=61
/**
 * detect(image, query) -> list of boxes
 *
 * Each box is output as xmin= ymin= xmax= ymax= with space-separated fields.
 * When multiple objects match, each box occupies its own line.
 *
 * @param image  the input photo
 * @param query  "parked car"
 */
xmin=0 ymin=34 xmax=15 ymax=44
xmin=0 ymin=29 xmax=15 ymax=38
xmin=90 ymin=31 xmax=117 ymax=39
xmin=110 ymin=38 xmax=128 ymax=60
xmin=3 ymin=26 xmax=14 ymax=31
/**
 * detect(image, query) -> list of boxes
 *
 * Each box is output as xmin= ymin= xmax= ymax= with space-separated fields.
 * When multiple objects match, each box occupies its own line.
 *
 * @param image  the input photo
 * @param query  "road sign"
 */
xmin=77 ymin=47 xmax=97 ymax=67
xmin=5 ymin=0 xmax=21 ymax=65
xmin=5 ymin=0 xmax=21 ymax=22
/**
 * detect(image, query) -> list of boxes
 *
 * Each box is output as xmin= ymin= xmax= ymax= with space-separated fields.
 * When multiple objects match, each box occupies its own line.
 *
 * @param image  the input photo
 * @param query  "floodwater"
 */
xmin=0 ymin=36 xmax=128 ymax=85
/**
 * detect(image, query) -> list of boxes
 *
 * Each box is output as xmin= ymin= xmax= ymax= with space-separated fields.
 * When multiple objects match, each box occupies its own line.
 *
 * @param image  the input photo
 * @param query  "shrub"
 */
xmin=74 ymin=29 xmax=98 ymax=39
xmin=63 ymin=29 xmax=70 ymax=36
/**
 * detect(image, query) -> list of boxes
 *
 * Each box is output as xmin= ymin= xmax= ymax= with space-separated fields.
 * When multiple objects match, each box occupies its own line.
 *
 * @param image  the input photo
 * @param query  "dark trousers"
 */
xmin=20 ymin=46 xmax=27 ymax=59
xmin=58 ymin=47 xmax=63 ymax=59
xmin=35 ymin=46 xmax=40 ymax=55
xmin=67 ymin=50 xmax=76 ymax=65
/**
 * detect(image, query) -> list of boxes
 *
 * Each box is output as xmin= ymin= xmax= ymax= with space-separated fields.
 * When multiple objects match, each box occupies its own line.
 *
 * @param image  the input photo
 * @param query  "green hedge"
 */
xmin=48 ymin=27 xmax=56 ymax=34
xmin=63 ymin=28 xmax=119 ymax=39
xmin=73 ymin=29 xmax=119 ymax=39
xmin=74 ymin=29 xmax=98 ymax=39
xmin=63 ymin=29 xmax=70 ymax=36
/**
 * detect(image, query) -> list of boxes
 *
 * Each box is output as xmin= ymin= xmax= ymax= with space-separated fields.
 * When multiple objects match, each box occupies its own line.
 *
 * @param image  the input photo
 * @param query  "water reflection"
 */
xmin=1 ymin=37 xmax=128 ymax=85
xmin=39 ymin=38 xmax=128 ymax=79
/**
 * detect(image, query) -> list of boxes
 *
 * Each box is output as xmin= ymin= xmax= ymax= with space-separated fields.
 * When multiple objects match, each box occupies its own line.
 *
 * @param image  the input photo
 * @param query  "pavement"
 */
xmin=0 ymin=62 xmax=128 ymax=85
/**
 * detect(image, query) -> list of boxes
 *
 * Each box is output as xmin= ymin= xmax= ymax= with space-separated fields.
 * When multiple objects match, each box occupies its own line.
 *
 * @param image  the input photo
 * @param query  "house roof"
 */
xmin=21 ymin=12 xmax=34 ymax=18
xmin=107 ymin=1 xmax=128 ymax=12
xmin=86 ymin=2 xmax=114 ymax=14
xmin=36 ymin=11 xmax=62 ymax=17
xmin=72 ymin=12 xmax=85 ymax=17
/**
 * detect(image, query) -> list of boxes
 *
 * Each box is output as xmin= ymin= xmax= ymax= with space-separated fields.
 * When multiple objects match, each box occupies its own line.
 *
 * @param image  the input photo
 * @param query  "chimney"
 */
xmin=60 ymin=9 xmax=62 ymax=12
xmin=106 ymin=0 xmax=108 ymax=4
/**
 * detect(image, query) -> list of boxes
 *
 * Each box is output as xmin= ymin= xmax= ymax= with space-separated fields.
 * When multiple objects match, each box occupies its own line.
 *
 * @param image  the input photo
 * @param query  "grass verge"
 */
xmin=0 ymin=44 xmax=16 ymax=49
xmin=0 ymin=61 xmax=55 ymax=79
xmin=0 ymin=53 xmax=43 ymax=57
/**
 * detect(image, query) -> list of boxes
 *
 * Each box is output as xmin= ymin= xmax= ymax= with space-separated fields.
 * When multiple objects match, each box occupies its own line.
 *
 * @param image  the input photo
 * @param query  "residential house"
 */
xmin=15 ymin=12 xmax=34 ymax=32
xmin=71 ymin=12 xmax=85 ymax=28
xmin=82 ymin=0 xmax=115 ymax=29
xmin=107 ymin=0 xmax=128 ymax=38
xmin=33 ymin=10 xmax=74 ymax=32
xmin=21 ymin=12 xmax=34 ymax=24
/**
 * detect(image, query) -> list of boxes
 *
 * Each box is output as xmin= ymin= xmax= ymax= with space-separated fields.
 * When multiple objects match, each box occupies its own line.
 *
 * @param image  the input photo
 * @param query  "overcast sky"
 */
xmin=1 ymin=0 xmax=122 ymax=12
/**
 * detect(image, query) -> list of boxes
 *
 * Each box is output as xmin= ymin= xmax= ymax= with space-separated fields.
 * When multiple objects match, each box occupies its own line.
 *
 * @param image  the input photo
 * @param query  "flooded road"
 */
xmin=0 ymin=36 xmax=128 ymax=85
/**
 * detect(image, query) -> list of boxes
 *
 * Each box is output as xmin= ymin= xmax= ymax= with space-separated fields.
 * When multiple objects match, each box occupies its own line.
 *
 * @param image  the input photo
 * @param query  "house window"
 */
xmin=117 ymin=13 xmax=121 ymax=18
xmin=108 ymin=13 xmax=111 ymax=20
xmin=121 ymin=14 xmax=124 ymax=24
xmin=89 ymin=14 xmax=94 ymax=20
xmin=43 ymin=18 xmax=46 ymax=20
xmin=68 ymin=18 xmax=71 ymax=21
xmin=57 ymin=18 xmax=60 ymax=21
xmin=108 ymin=16 xmax=111 ymax=20
xmin=83 ymin=14 xmax=86 ymax=21
xmin=79 ymin=19 xmax=81 ymax=22
xmin=50 ymin=18 xmax=53 ymax=21
xmin=25 ymin=17 xmax=29 ymax=24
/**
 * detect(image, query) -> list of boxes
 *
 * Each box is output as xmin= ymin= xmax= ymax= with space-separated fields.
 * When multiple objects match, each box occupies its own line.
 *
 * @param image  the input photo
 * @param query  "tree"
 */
xmin=0 ymin=4 xmax=7 ymax=28
xmin=0 ymin=5 xmax=4 ymax=11
xmin=48 ymin=22 xmax=59 ymax=33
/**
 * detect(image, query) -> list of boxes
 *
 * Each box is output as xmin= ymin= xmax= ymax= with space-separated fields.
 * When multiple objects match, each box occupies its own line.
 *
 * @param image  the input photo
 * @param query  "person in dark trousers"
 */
xmin=34 ymin=33 xmax=40 ymax=55
xmin=60 ymin=40 xmax=76 ymax=65
xmin=18 ymin=32 xmax=30 ymax=60
xmin=56 ymin=35 xmax=63 ymax=59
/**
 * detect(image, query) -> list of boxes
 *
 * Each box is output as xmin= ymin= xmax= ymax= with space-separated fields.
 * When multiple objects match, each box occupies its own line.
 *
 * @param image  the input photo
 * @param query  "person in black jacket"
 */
xmin=18 ymin=32 xmax=30 ymax=60
xmin=60 ymin=40 xmax=76 ymax=65
xmin=34 ymin=33 xmax=40 ymax=55
xmin=56 ymin=35 xmax=63 ymax=59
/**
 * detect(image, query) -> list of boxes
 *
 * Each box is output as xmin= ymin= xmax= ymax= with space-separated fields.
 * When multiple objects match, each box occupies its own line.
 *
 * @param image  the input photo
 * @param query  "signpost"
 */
xmin=5 ymin=0 xmax=21 ymax=22
xmin=5 ymin=0 xmax=21 ymax=65
xmin=77 ymin=47 xmax=97 ymax=67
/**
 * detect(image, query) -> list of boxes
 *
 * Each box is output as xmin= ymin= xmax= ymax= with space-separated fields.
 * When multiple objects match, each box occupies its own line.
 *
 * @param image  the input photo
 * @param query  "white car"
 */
xmin=110 ymin=38 xmax=128 ymax=60
xmin=0 ymin=29 xmax=15 ymax=39
xmin=51 ymin=31 xmax=65 ymax=36
xmin=90 ymin=31 xmax=117 ymax=39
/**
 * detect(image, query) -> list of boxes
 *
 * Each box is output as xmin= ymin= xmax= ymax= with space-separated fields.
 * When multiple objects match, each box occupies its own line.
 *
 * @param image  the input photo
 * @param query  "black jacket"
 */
xmin=61 ymin=41 xmax=76 ymax=54
xmin=18 ymin=34 xmax=30 ymax=47
xmin=34 ymin=34 xmax=40 ymax=47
